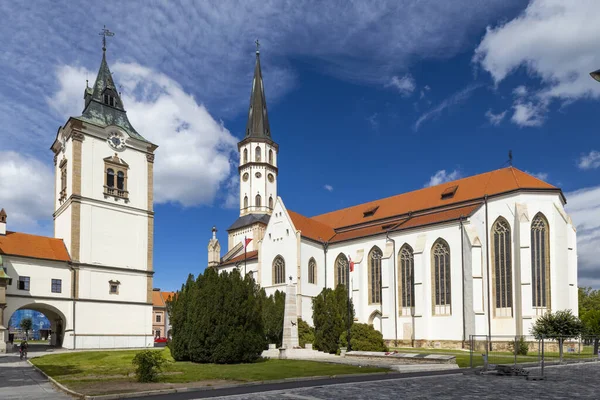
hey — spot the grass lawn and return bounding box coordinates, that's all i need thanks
[31,348,388,395]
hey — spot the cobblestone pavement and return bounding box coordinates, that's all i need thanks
[0,353,72,400]
[205,363,600,400]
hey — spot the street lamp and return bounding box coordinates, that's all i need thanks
[590,69,600,82]
[346,255,352,352]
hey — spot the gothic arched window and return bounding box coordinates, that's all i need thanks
[273,255,285,285]
[308,257,316,284]
[269,149,273,164]
[243,148,248,164]
[255,146,261,162]
[368,246,383,305]
[492,217,513,316]
[531,213,550,312]
[431,239,451,315]
[334,253,348,288]
[268,196,273,209]
[106,168,115,188]
[255,194,262,207]
[398,244,414,313]
[117,171,125,190]
[243,196,248,209]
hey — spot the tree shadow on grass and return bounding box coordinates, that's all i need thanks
[36,364,83,378]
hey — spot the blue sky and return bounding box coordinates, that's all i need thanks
[0,1,598,291]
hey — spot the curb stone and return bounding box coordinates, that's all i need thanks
[28,357,85,399]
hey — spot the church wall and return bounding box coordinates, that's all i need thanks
[299,240,326,324]
[468,192,576,338]
[80,128,149,211]
[54,205,72,254]
[260,203,298,295]
[78,201,148,270]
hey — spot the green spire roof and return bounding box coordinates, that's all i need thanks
[75,50,151,143]
[243,49,273,143]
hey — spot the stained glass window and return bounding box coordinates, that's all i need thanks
[335,253,348,288]
[308,258,316,284]
[369,247,382,304]
[492,218,513,316]
[398,245,414,311]
[273,256,285,284]
[531,213,550,309]
[432,239,451,314]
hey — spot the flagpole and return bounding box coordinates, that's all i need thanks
[244,236,247,276]
[347,255,352,352]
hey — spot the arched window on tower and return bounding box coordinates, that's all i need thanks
[269,149,273,164]
[334,253,348,288]
[308,257,317,284]
[243,148,248,164]
[492,217,513,317]
[255,194,261,207]
[255,146,261,162]
[531,213,550,314]
[398,244,414,314]
[273,255,285,285]
[431,239,451,315]
[244,196,248,209]
[106,168,115,188]
[268,196,273,209]
[368,247,383,304]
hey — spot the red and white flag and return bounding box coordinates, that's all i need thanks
[349,256,354,272]
[244,237,253,248]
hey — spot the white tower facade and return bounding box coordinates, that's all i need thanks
[51,45,158,348]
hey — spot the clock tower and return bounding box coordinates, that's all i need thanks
[51,41,157,347]
[226,44,278,252]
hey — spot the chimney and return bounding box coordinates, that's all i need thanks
[0,209,6,235]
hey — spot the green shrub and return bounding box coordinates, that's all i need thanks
[132,350,166,382]
[339,323,388,352]
[298,318,315,348]
[507,337,529,356]
[261,290,285,347]
[313,285,354,354]
[170,269,266,364]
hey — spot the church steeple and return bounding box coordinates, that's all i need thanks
[75,40,150,143]
[244,40,272,142]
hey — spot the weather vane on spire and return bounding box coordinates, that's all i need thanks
[99,25,115,52]
[255,39,260,54]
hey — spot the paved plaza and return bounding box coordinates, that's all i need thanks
[0,352,71,400]
[192,363,600,400]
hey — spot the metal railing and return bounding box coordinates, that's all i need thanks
[469,335,600,379]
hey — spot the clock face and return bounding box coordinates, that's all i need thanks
[255,172,262,178]
[268,173,274,183]
[242,173,249,182]
[107,132,125,150]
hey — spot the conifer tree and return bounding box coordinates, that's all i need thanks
[312,285,354,353]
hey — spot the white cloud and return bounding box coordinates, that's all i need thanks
[367,113,379,131]
[324,184,334,192]
[485,109,507,126]
[0,151,54,233]
[511,101,546,127]
[425,169,461,187]
[475,1,600,124]
[577,150,600,170]
[414,85,481,130]
[525,171,549,181]
[513,85,527,97]
[420,85,431,99]
[566,185,600,288]
[386,74,415,96]
[48,63,238,207]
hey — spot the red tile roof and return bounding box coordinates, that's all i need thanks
[0,231,70,262]
[220,250,258,266]
[287,167,560,244]
[311,167,557,229]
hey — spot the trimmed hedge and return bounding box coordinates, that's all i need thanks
[339,323,388,352]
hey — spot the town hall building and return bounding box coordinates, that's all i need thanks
[210,47,579,348]
[0,41,156,351]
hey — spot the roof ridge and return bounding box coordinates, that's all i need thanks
[509,166,520,188]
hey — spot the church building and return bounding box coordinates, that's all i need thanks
[0,40,156,351]
[210,47,579,348]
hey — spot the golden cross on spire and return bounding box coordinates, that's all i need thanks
[255,39,260,54]
[99,25,115,52]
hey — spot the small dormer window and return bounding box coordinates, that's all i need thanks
[103,94,116,107]
[441,185,458,200]
[363,205,379,218]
